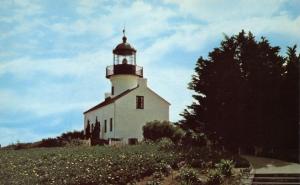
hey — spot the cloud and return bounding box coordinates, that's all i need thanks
[164,0,288,21]
[49,1,175,40]
[0,88,94,117]
[0,49,114,118]
[0,48,112,78]
[76,0,104,16]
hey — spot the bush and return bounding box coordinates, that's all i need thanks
[146,171,163,185]
[154,160,172,176]
[215,159,234,177]
[172,128,185,143]
[65,138,90,147]
[190,158,205,168]
[157,138,175,150]
[38,138,64,147]
[178,166,203,185]
[233,155,250,168]
[14,142,34,150]
[206,170,223,185]
[143,120,184,143]
[59,130,85,141]
[91,122,100,141]
[181,130,207,147]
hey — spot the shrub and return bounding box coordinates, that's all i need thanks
[14,142,33,150]
[65,138,90,147]
[157,138,175,150]
[85,123,91,139]
[143,120,184,143]
[215,159,234,177]
[154,160,172,176]
[146,171,163,185]
[143,120,174,141]
[178,166,203,185]
[206,170,223,185]
[172,128,185,143]
[91,122,100,141]
[233,155,250,168]
[181,130,207,147]
[38,138,64,147]
[190,158,205,168]
[59,130,85,141]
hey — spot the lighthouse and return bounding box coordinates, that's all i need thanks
[83,30,170,144]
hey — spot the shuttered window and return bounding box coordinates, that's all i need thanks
[110,118,113,132]
[136,96,144,109]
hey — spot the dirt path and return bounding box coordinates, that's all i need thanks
[242,155,300,174]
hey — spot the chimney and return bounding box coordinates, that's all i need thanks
[105,92,111,99]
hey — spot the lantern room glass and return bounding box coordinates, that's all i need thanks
[113,53,136,65]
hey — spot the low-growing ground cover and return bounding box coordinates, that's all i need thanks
[0,140,250,185]
[0,144,180,185]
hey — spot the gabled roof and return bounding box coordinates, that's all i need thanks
[83,86,138,114]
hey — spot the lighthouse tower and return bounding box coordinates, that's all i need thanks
[106,29,143,97]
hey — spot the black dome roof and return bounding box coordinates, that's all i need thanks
[113,36,136,56]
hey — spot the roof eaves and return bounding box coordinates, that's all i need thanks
[83,86,139,114]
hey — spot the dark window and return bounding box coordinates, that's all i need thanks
[136,96,144,109]
[104,120,107,133]
[110,118,113,132]
[112,86,114,95]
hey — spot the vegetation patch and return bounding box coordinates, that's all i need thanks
[0,144,180,185]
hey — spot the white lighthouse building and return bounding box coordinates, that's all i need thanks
[83,31,170,144]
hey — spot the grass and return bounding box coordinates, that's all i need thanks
[0,144,180,185]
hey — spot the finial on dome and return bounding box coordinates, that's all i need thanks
[122,26,127,43]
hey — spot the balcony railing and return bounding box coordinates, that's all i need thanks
[106,64,143,78]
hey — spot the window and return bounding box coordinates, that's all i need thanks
[104,120,107,133]
[112,86,114,95]
[136,96,144,109]
[110,118,113,132]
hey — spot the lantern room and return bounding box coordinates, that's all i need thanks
[106,30,143,78]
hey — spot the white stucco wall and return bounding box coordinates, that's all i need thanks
[109,75,139,96]
[114,85,170,142]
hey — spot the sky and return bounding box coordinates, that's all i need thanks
[0,0,300,146]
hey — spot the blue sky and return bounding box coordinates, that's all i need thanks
[0,0,299,146]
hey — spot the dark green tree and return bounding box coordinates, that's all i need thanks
[236,32,283,149]
[279,45,299,151]
[91,118,101,141]
[181,31,286,151]
[85,121,91,139]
